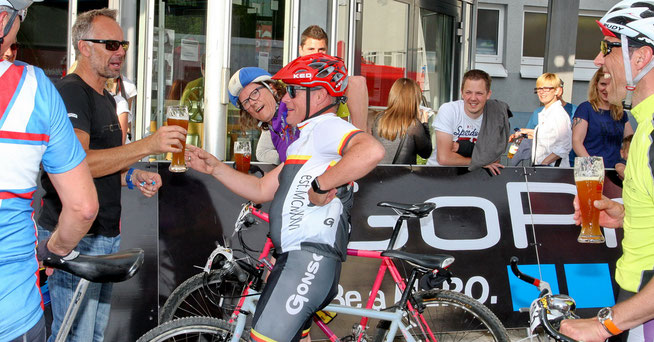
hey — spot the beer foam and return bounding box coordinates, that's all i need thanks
[574,176,603,182]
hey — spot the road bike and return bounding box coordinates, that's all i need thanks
[510,256,578,342]
[138,200,510,341]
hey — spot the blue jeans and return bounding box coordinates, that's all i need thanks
[37,229,120,342]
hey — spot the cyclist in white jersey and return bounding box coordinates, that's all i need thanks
[185,53,384,341]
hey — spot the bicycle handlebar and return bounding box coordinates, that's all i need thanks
[510,256,578,342]
[538,306,577,342]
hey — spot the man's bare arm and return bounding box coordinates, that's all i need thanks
[435,131,471,166]
[185,144,281,203]
[346,76,370,131]
[313,132,384,190]
[46,161,99,255]
[76,126,187,178]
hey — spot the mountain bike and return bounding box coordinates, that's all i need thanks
[40,247,144,342]
[138,201,510,341]
[510,256,578,342]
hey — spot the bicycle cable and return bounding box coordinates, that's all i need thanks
[522,166,544,281]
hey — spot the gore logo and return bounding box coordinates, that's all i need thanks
[293,73,312,79]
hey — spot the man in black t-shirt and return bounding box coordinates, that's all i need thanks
[37,8,186,342]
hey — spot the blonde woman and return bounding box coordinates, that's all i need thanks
[514,73,572,166]
[371,78,432,164]
[572,68,633,169]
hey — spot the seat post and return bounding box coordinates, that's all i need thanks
[55,278,90,342]
[399,268,421,310]
[386,215,409,250]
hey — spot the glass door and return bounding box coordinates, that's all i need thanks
[417,8,454,110]
[355,0,458,109]
[228,0,287,161]
[359,0,409,107]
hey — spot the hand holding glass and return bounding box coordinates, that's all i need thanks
[574,156,605,243]
[167,106,189,173]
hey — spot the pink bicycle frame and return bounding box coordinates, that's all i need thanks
[230,205,437,341]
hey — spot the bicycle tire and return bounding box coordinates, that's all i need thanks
[137,316,247,342]
[159,269,247,323]
[375,289,510,342]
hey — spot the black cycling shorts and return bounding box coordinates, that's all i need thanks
[250,250,341,342]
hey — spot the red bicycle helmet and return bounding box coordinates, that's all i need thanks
[273,53,348,97]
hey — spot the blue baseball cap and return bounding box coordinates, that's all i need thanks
[228,67,272,107]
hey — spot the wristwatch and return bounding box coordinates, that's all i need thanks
[311,177,329,194]
[597,307,623,335]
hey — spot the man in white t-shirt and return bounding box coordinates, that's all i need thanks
[426,69,505,175]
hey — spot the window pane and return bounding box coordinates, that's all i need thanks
[419,9,453,110]
[477,9,499,55]
[228,0,286,161]
[17,1,108,82]
[361,0,408,106]
[523,12,547,57]
[576,16,603,60]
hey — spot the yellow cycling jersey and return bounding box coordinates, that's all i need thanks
[616,94,654,293]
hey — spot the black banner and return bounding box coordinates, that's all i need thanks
[106,164,624,339]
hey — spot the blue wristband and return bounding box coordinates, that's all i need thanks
[126,168,135,189]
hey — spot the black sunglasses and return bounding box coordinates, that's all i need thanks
[600,40,621,57]
[286,85,309,99]
[82,39,129,52]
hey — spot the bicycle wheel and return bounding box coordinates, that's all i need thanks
[159,269,246,323]
[376,289,510,342]
[137,316,247,342]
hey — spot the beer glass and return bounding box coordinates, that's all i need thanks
[234,139,251,174]
[574,156,605,243]
[167,106,189,173]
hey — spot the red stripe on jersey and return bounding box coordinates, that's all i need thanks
[0,64,25,122]
[0,130,50,142]
[285,158,309,165]
[0,190,35,200]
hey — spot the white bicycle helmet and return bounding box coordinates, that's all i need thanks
[598,0,654,109]
[0,0,37,10]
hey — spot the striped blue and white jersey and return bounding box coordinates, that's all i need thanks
[0,60,85,340]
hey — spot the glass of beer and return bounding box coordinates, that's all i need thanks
[234,139,251,173]
[574,156,605,243]
[167,106,189,173]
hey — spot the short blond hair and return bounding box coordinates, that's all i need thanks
[536,73,563,88]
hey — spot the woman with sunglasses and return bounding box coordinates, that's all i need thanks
[572,68,633,173]
[228,67,297,164]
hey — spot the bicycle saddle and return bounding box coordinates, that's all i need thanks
[377,201,436,218]
[43,248,144,283]
[380,250,454,270]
